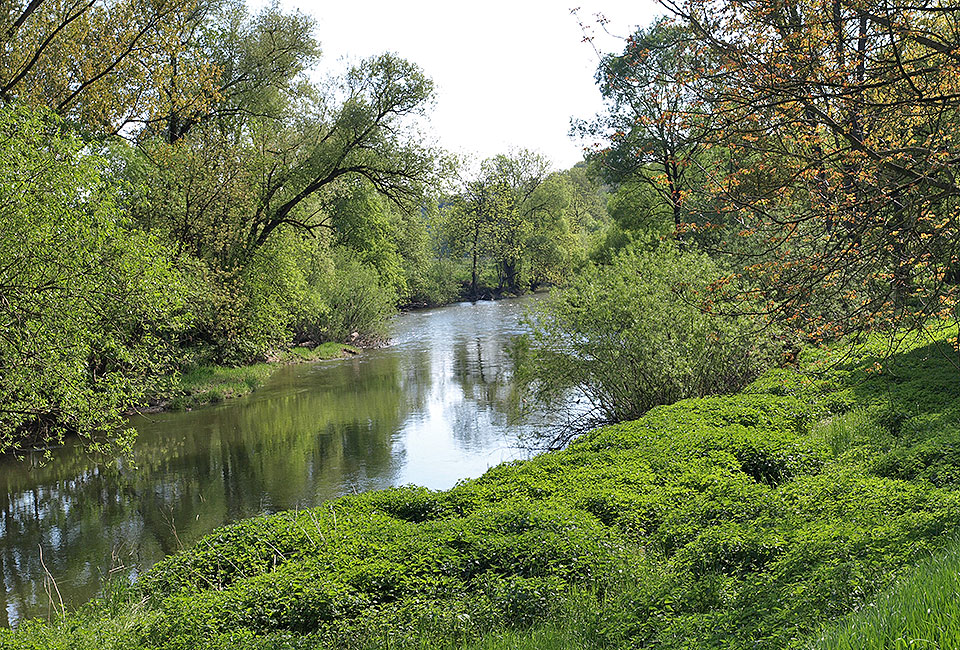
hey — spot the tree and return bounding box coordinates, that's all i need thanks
[447,150,555,295]
[149,0,320,143]
[653,0,960,342]
[446,166,504,297]
[0,106,183,455]
[0,0,220,134]
[233,53,435,260]
[484,151,554,291]
[129,50,435,265]
[578,19,709,236]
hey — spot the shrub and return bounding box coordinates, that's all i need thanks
[512,241,776,447]
[310,247,397,343]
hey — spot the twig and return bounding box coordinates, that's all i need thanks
[38,544,64,619]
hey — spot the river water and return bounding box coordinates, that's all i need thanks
[0,296,545,627]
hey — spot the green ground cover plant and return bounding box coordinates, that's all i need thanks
[157,343,359,411]
[3,326,959,649]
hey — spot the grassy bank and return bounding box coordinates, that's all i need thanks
[4,326,960,649]
[812,534,960,650]
[157,343,359,411]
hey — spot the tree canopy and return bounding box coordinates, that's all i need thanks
[587,0,960,344]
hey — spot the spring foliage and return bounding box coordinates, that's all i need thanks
[584,1,960,344]
[512,241,774,446]
[0,107,183,455]
[0,0,613,452]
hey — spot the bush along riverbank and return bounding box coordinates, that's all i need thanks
[147,343,360,412]
[5,325,960,649]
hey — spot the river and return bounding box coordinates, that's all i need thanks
[0,296,547,627]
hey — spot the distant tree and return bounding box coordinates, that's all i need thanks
[446,167,504,297]
[560,164,611,242]
[447,150,555,295]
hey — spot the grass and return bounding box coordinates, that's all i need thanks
[812,536,960,650]
[166,363,275,410]
[162,343,359,410]
[4,326,960,649]
[280,342,360,363]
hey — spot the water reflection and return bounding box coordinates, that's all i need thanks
[0,296,540,626]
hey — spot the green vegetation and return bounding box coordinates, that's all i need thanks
[3,0,960,646]
[812,536,960,650]
[156,344,359,411]
[443,152,607,298]
[0,106,184,456]
[3,325,959,649]
[512,240,776,447]
[0,0,610,455]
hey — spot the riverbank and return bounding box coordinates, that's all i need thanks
[4,324,960,649]
[150,342,360,412]
[166,291,545,413]
[164,292,537,412]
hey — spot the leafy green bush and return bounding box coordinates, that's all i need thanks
[0,105,186,455]
[308,247,397,343]
[404,257,463,307]
[513,241,775,447]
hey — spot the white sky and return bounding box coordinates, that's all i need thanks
[270,1,662,170]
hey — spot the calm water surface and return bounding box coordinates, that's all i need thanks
[0,296,545,627]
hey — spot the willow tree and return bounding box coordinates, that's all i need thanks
[240,53,435,257]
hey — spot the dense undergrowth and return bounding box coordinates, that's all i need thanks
[3,325,960,649]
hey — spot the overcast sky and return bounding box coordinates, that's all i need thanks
[267,1,662,170]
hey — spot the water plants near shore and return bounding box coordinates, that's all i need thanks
[155,343,360,411]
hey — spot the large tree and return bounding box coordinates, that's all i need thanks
[148,0,319,144]
[652,0,960,342]
[0,0,220,134]
[241,53,435,257]
[130,50,435,265]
